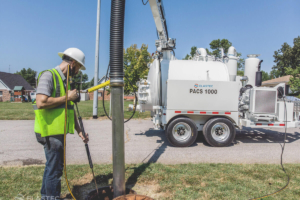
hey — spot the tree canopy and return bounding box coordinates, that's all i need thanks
[272,36,300,77]
[283,36,300,93]
[183,46,197,60]
[123,44,152,95]
[15,68,37,87]
[261,70,270,81]
[206,39,232,57]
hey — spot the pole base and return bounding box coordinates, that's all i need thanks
[93,115,98,119]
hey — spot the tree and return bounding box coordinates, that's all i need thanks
[15,68,37,87]
[269,68,281,79]
[124,44,152,95]
[183,46,197,60]
[184,39,245,74]
[261,70,270,81]
[208,39,245,72]
[207,39,232,57]
[273,36,300,93]
[272,36,300,77]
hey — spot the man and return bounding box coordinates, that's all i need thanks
[34,48,89,199]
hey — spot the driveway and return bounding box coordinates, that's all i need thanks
[0,120,299,166]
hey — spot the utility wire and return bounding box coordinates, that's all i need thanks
[102,62,138,123]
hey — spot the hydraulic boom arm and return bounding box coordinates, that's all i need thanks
[149,0,175,51]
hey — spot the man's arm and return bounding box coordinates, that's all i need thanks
[36,90,78,109]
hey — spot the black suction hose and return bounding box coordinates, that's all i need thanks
[109,0,125,85]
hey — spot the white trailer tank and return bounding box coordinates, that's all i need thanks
[138,52,233,112]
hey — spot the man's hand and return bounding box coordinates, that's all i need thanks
[78,132,89,144]
[68,89,78,101]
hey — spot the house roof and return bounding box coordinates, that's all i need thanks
[14,86,25,91]
[0,72,35,90]
[262,75,291,86]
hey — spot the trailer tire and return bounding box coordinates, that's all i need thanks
[203,118,236,147]
[166,117,198,147]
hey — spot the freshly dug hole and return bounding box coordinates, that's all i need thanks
[85,186,135,200]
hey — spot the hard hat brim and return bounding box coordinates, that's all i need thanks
[58,52,86,70]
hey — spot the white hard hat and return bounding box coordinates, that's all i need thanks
[58,48,86,70]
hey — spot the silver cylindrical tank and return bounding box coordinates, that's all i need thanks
[226,46,238,81]
[244,54,260,87]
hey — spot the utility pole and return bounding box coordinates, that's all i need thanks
[110,0,126,197]
[93,0,101,119]
[9,65,10,73]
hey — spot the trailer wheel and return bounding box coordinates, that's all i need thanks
[203,118,236,147]
[166,117,198,147]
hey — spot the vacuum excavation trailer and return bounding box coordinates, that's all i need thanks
[135,0,300,147]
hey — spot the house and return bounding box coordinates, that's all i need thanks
[262,75,292,94]
[0,72,35,102]
[13,86,25,102]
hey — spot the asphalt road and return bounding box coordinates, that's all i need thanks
[0,120,299,166]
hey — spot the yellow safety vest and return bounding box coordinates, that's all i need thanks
[33,69,74,137]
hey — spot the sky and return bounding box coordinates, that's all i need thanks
[0,0,299,82]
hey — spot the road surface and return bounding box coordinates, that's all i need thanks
[0,120,299,166]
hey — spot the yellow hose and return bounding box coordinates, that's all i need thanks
[63,65,76,199]
[87,80,110,93]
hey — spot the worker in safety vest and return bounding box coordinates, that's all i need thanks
[33,48,89,199]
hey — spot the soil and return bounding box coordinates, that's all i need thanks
[86,186,135,200]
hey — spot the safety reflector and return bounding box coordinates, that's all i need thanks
[225,112,231,115]
[163,113,166,115]
[268,124,274,126]
[256,123,262,125]
[279,124,285,126]
[200,112,206,114]
[187,111,194,113]
[175,111,181,113]
[212,112,219,114]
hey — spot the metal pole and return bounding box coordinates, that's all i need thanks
[110,0,126,197]
[93,0,101,119]
[112,87,125,197]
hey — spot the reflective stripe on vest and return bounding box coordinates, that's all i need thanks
[33,69,75,137]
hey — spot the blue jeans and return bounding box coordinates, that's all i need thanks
[36,133,64,200]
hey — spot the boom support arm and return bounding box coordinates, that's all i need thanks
[149,0,176,52]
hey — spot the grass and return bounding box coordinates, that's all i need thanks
[0,100,150,120]
[1,163,300,200]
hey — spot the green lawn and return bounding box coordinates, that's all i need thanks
[0,100,150,120]
[0,163,299,200]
